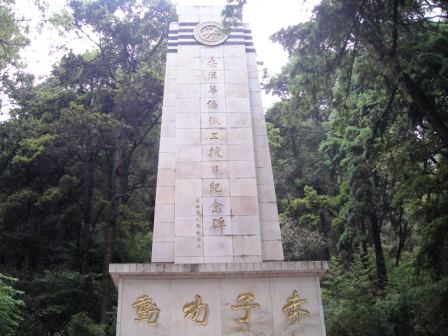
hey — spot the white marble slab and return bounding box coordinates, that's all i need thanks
[112,265,328,336]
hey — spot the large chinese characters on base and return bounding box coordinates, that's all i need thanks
[132,290,307,326]
[112,265,327,336]
[110,5,327,336]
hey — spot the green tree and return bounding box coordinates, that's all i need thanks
[0,273,24,336]
[0,0,175,333]
[253,0,448,334]
[67,313,106,336]
[266,0,448,289]
[0,0,29,70]
[52,0,176,319]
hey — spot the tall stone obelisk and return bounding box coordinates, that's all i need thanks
[110,6,327,336]
[151,6,283,264]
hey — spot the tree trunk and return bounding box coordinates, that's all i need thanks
[395,207,405,266]
[100,214,117,322]
[99,147,131,322]
[80,158,94,274]
[318,211,330,260]
[369,211,387,290]
[100,152,119,322]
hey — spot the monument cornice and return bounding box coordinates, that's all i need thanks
[110,261,328,285]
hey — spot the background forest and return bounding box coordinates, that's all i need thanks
[0,0,447,335]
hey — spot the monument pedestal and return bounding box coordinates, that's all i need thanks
[110,261,328,336]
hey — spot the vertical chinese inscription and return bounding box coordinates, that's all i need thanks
[207,71,217,80]
[208,115,221,127]
[208,146,222,159]
[210,216,226,233]
[210,199,223,214]
[206,58,219,112]
[195,198,202,248]
[208,84,218,95]
[209,181,222,193]
[207,99,218,110]
[207,57,217,67]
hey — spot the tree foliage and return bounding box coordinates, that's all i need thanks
[0,0,175,334]
[67,312,106,336]
[261,0,448,334]
[0,273,24,336]
[0,0,29,70]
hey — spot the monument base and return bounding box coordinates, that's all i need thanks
[110,261,328,336]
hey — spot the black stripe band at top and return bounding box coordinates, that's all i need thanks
[168,28,252,34]
[168,41,254,46]
[177,34,250,39]
[177,22,244,26]
[178,22,198,26]
[167,49,256,54]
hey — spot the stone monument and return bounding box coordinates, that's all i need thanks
[110,5,328,335]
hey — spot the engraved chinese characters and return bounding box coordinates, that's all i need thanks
[203,55,229,240]
[132,290,309,327]
[210,199,223,213]
[193,22,229,46]
[231,293,260,323]
[195,198,202,248]
[210,216,226,233]
[208,115,220,127]
[282,290,310,323]
[132,295,160,325]
[183,294,209,325]
[207,146,222,158]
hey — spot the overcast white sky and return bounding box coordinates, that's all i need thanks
[3,0,319,120]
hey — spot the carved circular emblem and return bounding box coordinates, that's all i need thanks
[194,22,228,46]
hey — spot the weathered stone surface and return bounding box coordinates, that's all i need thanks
[231,216,260,235]
[151,242,174,262]
[176,114,201,129]
[228,113,252,128]
[229,161,256,178]
[153,221,175,242]
[177,98,201,113]
[176,162,202,179]
[230,197,259,216]
[261,241,284,261]
[175,236,203,257]
[154,204,175,222]
[204,236,233,256]
[230,179,258,197]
